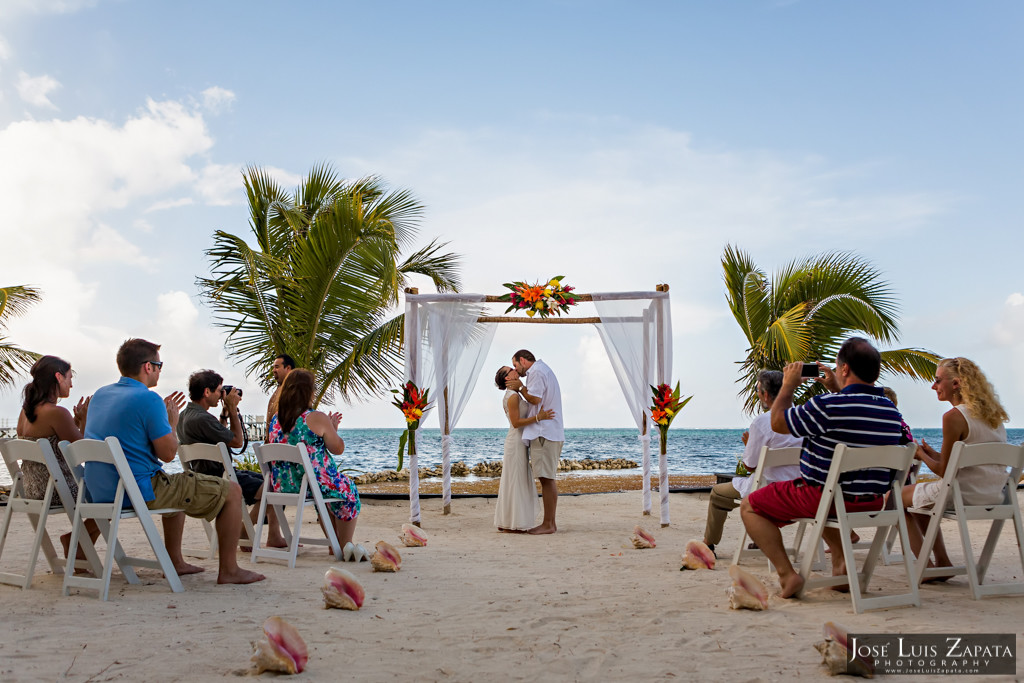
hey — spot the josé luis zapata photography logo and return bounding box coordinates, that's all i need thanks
[848,633,1015,676]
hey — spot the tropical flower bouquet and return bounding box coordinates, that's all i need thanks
[499,276,577,318]
[391,381,432,471]
[649,382,693,456]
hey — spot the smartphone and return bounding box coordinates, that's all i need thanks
[801,362,820,378]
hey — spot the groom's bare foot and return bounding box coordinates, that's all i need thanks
[528,523,557,535]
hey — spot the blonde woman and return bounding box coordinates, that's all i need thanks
[901,357,1010,576]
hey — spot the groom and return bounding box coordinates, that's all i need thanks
[507,349,563,535]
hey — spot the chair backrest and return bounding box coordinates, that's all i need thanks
[0,438,51,470]
[948,441,1024,472]
[61,438,118,469]
[254,442,309,468]
[749,446,802,491]
[60,437,140,512]
[179,442,233,469]
[832,443,917,476]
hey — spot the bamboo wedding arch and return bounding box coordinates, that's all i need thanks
[402,284,675,527]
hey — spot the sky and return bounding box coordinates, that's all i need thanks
[0,1,1022,433]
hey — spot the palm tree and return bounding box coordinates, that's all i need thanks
[0,285,42,390]
[197,164,461,406]
[722,244,939,414]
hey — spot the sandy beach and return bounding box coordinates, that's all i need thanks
[1,487,1022,682]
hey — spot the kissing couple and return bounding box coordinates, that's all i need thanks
[492,349,564,535]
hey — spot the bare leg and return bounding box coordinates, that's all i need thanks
[61,519,101,560]
[822,528,850,592]
[529,478,558,535]
[250,490,287,548]
[215,483,265,584]
[740,498,803,598]
[333,518,357,549]
[161,512,205,575]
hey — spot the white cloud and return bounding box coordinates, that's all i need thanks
[197,163,242,205]
[145,197,194,212]
[0,0,99,20]
[1007,292,1024,307]
[200,86,236,114]
[78,223,156,269]
[992,294,1024,347]
[15,71,61,109]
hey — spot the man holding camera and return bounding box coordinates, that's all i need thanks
[178,370,286,548]
[739,337,904,598]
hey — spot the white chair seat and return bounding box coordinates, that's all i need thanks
[60,437,185,600]
[794,443,920,613]
[250,442,341,567]
[908,441,1024,599]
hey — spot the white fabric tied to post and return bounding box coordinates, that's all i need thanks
[638,433,652,515]
[591,292,672,519]
[441,433,454,511]
[407,427,421,524]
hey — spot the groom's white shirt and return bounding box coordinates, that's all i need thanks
[521,359,564,443]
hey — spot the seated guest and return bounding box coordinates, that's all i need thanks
[83,338,264,584]
[266,369,360,548]
[740,337,905,598]
[177,369,286,548]
[16,355,101,559]
[701,370,802,555]
[901,357,1009,576]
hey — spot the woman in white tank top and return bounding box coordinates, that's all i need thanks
[901,357,1010,576]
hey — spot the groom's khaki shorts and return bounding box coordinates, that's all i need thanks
[529,437,563,480]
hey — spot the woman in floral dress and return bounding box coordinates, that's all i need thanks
[266,369,360,547]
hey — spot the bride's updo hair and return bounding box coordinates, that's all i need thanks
[494,366,511,390]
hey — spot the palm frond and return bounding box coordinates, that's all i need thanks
[0,285,43,328]
[879,348,942,383]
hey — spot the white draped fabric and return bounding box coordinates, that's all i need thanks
[403,299,428,524]
[405,294,495,519]
[591,292,673,524]
[424,297,496,511]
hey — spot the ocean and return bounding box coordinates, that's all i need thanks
[5,427,1023,486]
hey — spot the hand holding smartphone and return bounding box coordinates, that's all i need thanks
[801,362,820,378]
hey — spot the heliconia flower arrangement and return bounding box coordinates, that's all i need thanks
[649,382,693,455]
[391,381,432,471]
[499,276,577,318]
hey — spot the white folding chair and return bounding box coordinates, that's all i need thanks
[794,443,920,613]
[250,442,341,567]
[731,446,825,571]
[177,443,256,559]
[0,438,103,588]
[910,441,1024,599]
[60,437,185,600]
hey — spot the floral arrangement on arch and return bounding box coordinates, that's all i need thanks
[649,382,693,455]
[391,381,432,471]
[499,276,576,318]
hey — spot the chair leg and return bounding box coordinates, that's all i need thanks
[975,518,1006,586]
[954,512,983,600]
[250,489,268,563]
[914,511,942,585]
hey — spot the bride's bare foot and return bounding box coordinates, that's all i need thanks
[527,523,556,535]
[217,568,266,584]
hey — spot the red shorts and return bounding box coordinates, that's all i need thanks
[746,479,884,527]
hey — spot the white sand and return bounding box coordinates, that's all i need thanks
[1,490,1022,681]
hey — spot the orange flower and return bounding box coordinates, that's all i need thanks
[651,409,666,423]
[521,286,544,303]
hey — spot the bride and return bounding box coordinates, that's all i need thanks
[493,365,555,532]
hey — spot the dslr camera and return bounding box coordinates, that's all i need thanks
[222,385,243,399]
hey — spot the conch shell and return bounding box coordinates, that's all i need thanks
[814,621,875,678]
[370,540,402,572]
[629,526,656,549]
[680,539,716,570]
[727,565,769,610]
[321,567,365,610]
[399,523,428,547]
[251,616,308,675]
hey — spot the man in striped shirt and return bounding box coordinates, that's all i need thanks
[740,337,904,598]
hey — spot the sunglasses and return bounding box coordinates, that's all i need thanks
[147,360,164,369]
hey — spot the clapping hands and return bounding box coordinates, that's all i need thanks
[164,391,186,426]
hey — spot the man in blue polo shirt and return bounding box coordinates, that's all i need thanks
[740,337,903,598]
[84,338,264,585]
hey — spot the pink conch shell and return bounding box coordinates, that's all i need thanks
[814,621,875,678]
[727,565,769,610]
[680,539,716,570]
[252,616,308,674]
[630,526,656,549]
[322,567,365,610]
[399,523,428,547]
[371,540,402,572]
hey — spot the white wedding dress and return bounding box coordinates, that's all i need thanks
[493,389,540,530]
